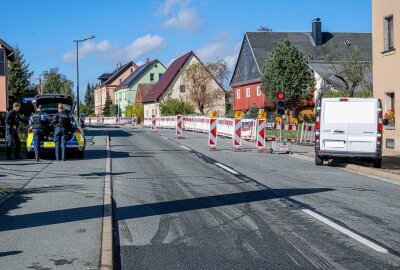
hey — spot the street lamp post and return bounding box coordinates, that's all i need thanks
[73,34,95,116]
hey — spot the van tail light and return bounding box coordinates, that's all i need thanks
[377,109,383,133]
[378,123,383,133]
[340,98,349,102]
[377,136,381,146]
[315,112,320,131]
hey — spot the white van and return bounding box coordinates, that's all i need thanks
[315,98,383,168]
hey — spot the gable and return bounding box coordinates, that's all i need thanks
[230,35,261,87]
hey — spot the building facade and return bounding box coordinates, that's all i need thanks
[230,20,372,116]
[114,60,166,116]
[0,39,14,111]
[94,62,138,115]
[372,0,400,153]
[142,51,226,117]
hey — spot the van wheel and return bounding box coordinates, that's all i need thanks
[373,158,382,168]
[315,155,324,166]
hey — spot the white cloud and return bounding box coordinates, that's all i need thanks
[62,35,164,63]
[196,39,241,69]
[120,34,164,59]
[62,40,113,62]
[157,0,188,15]
[163,8,202,32]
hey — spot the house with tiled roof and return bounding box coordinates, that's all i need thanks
[142,51,226,117]
[135,83,155,105]
[94,61,138,115]
[114,59,166,116]
[230,19,372,116]
[0,39,15,111]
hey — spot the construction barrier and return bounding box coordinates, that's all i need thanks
[233,118,242,149]
[208,118,217,149]
[256,119,266,150]
[151,115,156,132]
[300,123,315,144]
[131,115,137,127]
[176,115,182,137]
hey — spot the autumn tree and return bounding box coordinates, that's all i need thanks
[324,45,371,97]
[41,68,75,98]
[257,26,272,32]
[261,40,315,111]
[125,103,144,123]
[182,61,225,115]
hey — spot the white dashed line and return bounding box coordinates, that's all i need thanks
[161,136,169,140]
[180,145,191,151]
[302,209,388,253]
[215,163,239,175]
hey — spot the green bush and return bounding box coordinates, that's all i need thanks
[159,98,194,116]
[125,103,144,123]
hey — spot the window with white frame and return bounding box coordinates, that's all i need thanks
[384,15,394,51]
[257,86,261,96]
[246,88,250,97]
[237,89,240,99]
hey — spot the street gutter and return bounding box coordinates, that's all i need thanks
[100,130,114,270]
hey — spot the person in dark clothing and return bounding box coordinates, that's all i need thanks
[5,103,22,160]
[53,103,71,161]
[29,105,50,161]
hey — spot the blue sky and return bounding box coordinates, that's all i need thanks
[2,0,372,97]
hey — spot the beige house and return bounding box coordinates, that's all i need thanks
[0,39,14,111]
[372,0,400,153]
[94,61,138,115]
[142,51,226,117]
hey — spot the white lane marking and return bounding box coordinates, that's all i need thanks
[302,209,388,253]
[161,136,169,140]
[180,145,191,151]
[215,163,239,175]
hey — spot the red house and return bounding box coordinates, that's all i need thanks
[230,20,372,116]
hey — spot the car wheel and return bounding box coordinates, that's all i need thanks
[26,151,35,159]
[77,151,84,158]
[373,158,382,168]
[315,155,324,166]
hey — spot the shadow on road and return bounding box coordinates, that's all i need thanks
[0,251,23,257]
[0,187,333,232]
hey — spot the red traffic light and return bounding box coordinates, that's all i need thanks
[277,92,285,99]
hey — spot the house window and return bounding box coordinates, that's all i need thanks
[237,89,240,99]
[180,85,186,93]
[384,16,394,51]
[257,86,261,96]
[130,68,133,73]
[385,92,395,111]
[246,88,250,97]
[159,73,163,79]
[150,73,155,81]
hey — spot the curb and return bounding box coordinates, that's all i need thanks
[100,131,114,270]
[290,153,400,183]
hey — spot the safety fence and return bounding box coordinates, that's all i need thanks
[143,115,314,145]
[85,116,137,126]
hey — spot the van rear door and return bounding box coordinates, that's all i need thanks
[320,99,349,152]
[346,100,377,153]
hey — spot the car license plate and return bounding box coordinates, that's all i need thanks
[325,141,345,148]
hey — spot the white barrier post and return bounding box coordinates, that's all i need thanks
[176,115,183,138]
[233,118,243,151]
[151,114,156,132]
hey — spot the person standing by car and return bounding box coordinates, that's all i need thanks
[53,103,71,161]
[29,105,50,162]
[5,102,22,160]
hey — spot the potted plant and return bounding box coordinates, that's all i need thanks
[383,109,395,127]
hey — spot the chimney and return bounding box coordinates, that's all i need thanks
[312,18,322,46]
[146,58,150,64]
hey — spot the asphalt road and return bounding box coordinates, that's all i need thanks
[111,126,400,270]
[0,127,107,270]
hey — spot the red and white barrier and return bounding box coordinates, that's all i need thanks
[300,123,315,144]
[176,115,182,137]
[131,115,137,127]
[233,118,242,149]
[151,115,156,132]
[256,119,266,150]
[208,118,218,149]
